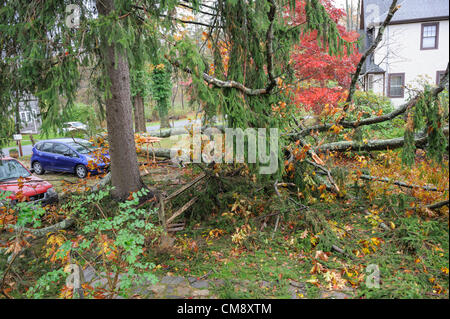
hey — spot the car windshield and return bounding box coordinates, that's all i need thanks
[72,122,84,127]
[67,141,95,154]
[0,160,31,182]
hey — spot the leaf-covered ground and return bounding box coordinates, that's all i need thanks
[0,151,448,299]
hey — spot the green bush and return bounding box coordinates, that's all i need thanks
[348,91,404,139]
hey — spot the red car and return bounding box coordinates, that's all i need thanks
[0,157,58,205]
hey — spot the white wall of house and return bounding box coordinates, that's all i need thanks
[372,19,449,106]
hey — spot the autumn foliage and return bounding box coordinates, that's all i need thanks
[289,0,361,113]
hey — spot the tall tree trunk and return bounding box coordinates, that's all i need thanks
[133,93,146,132]
[96,0,144,200]
[14,91,21,134]
[181,86,184,110]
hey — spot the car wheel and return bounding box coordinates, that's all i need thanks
[32,161,45,175]
[75,165,88,179]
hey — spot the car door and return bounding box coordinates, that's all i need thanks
[52,143,77,172]
[38,142,55,171]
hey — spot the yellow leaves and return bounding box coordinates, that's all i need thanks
[286,162,295,173]
[310,234,319,246]
[323,270,347,290]
[358,237,384,255]
[59,285,73,299]
[208,63,215,76]
[231,224,251,246]
[46,232,66,246]
[441,267,449,275]
[330,124,343,134]
[370,237,381,247]
[97,234,118,261]
[205,228,225,240]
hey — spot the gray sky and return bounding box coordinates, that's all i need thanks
[333,0,351,10]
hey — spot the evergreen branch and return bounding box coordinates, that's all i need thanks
[167,0,278,96]
[177,3,218,17]
[169,59,269,95]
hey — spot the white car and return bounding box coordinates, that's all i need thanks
[61,122,88,133]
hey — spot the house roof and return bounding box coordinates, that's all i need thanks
[361,0,449,29]
[362,61,385,74]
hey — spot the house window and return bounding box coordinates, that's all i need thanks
[436,71,446,85]
[421,22,439,50]
[367,74,374,91]
[388,73,405,98]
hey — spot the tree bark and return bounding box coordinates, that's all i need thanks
[316,126,449,153]
[160,112,171,129]
[96,0,144,200]
[133,93,146,132]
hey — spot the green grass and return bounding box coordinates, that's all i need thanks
[141,187,449,299]
[2,132,66,148]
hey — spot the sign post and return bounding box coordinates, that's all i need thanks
[13,134,23,157]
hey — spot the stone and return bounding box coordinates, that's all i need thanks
[166,285,175,294]
[320,290,353,299]
[160,276,187,285]
[82,266,96,283]
[176,286,192,297]
[191,280,209,289]
[193,289,210,297]
[150,283,166,295]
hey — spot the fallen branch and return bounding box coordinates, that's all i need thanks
[164,173,206,202]
[91,172,112,192]
[272,180,282,239]
[15,218,75,238]
[426,200,449,210]
[166,196,199,225]
[359,174,446,192]
[316,126,449,153]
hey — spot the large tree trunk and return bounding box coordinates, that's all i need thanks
[96,0,144,200]
[133,93,146,133]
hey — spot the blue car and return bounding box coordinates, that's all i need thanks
[31,138,110,178]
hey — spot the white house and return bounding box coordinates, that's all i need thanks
[359,0,449,106]
[17,97,42,134]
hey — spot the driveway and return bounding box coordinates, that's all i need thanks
[146,119,201,132]
[1,144,34,157]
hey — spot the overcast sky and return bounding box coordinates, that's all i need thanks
[333,0,352,10]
